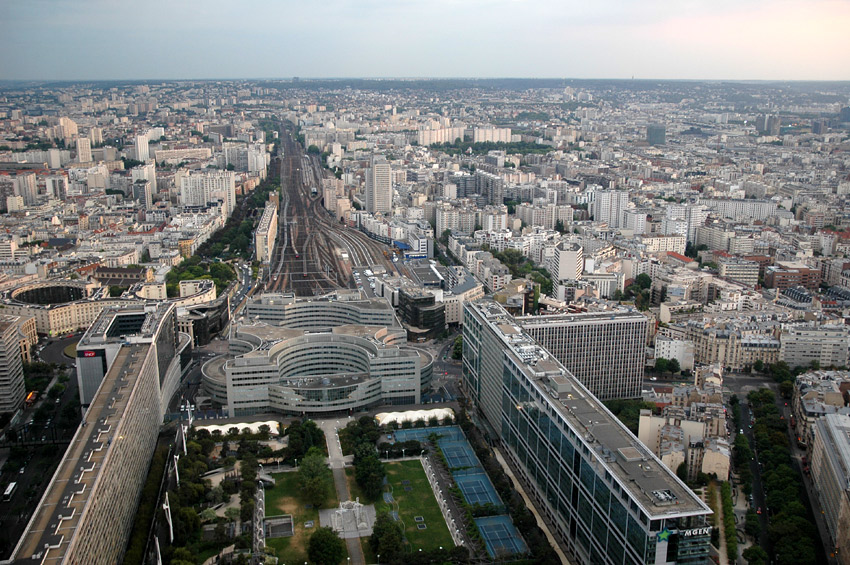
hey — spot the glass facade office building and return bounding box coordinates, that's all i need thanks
[463,301,712,565]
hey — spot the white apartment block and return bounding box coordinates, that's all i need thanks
[590,189,628,229]
[640,235,686,255]
[547,242,583,281]
[472,126,511,143]
[255,202,278,263]
[179,170,236,216]
[655,336,696,371]
[780,325,850,369]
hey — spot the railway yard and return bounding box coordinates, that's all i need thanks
[265,124,403,296]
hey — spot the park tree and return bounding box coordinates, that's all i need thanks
[225,506,240,525]
[354,444,385,500]
[308,527,347,565]
[654,358,669,374]
[298,447,332,507]
[370,513,404,562]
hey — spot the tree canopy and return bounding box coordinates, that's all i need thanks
[308,527,347,565]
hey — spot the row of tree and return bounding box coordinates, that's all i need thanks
[653,357,682,376]
[746,388,822,565]
[192,171,281,261]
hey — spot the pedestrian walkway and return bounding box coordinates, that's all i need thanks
[318,418,365,565]
[421,454,468,548]
[712,486,730,565]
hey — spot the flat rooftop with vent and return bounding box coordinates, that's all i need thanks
[10,342,159,564]
[469,301,709,519]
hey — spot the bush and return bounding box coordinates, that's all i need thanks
[721,482,738,562]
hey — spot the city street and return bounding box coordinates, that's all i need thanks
[723,371,835,564]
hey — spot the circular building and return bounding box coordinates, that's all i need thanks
[1,280,131,336]
[202,322,433,417]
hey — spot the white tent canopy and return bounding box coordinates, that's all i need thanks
[195,420,281,436]
[374,408,455,427]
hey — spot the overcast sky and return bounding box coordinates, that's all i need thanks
[1,0,849,81]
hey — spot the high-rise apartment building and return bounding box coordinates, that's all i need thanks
[14,172,38,206]
[133,179,153,210]
[366,157,392,214]
[547,241,584,281]
[475,170,505,206]
[780,325,850,369]
[717,257,759,287]
[76,136,92,163]
[591,190,629,229]
[462,301,712,565]
[0,315,27,414]
[518,310,649,399]
[89,126,103,146]
[135,133,150,162]
[180,170,236,216]
[131,163,157,194]
[663,204,709,243]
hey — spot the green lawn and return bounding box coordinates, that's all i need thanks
[375,460,454,552]
[264,471,342,564]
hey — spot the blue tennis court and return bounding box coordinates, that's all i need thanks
[455,472,501,506]
[475,515,528,558]
[393,425,465,443]
[441,442,478,469]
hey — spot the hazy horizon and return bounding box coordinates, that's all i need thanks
[2,0,849,82]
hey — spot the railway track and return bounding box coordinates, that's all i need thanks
[264,122,402,295]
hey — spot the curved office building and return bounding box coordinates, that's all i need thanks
[243,290,399,331]
[202,322,433,416]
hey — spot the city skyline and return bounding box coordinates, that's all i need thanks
[1,0,849,81]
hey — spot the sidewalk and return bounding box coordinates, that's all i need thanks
[493,447,571,565]
[712,486,730,565]
[420,454,469,548]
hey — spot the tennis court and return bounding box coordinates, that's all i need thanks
[455,472,501,506]
[441,442,478,469]
[475,515,528,558]
[393,426,465,443]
